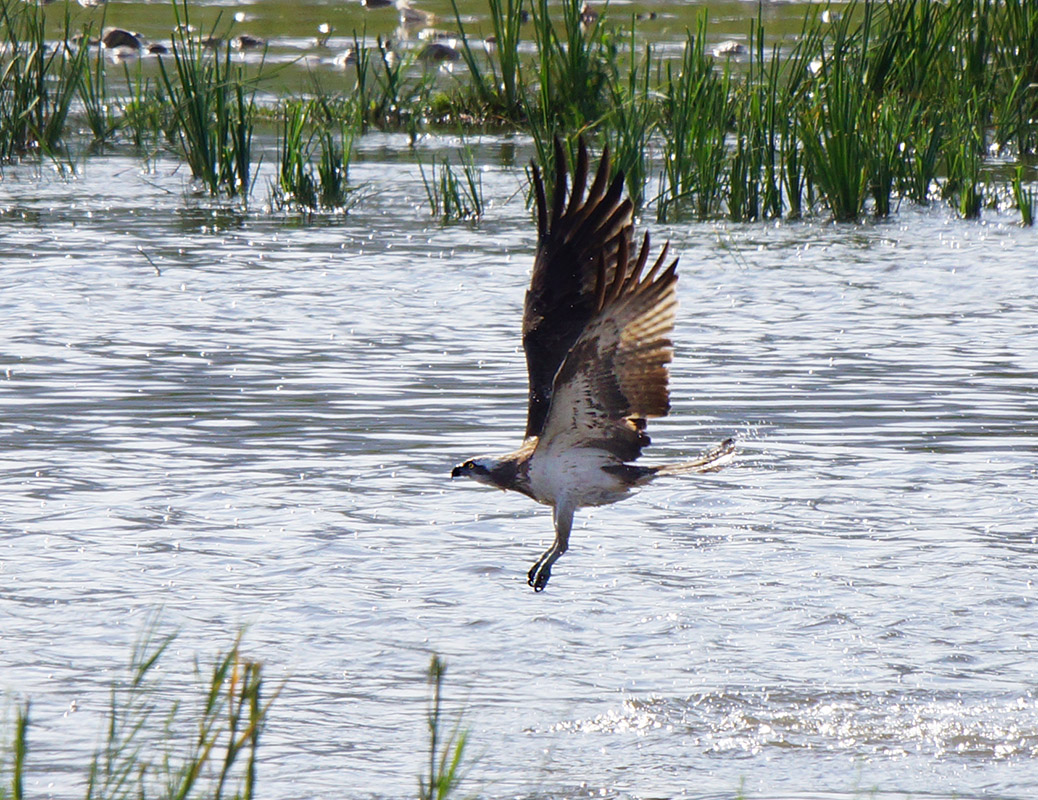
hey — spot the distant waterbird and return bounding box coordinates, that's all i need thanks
[451,139,735,591]
[231,34,265,52]
[418,40,460,63]
[579,1,599,32]
[332,47,357,68]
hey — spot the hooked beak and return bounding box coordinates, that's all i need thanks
[450,464,464,478]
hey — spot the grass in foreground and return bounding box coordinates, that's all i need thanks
[2,626,275,800]
[1,631,470,800]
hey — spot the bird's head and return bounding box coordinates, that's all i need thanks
[450,457,499,486]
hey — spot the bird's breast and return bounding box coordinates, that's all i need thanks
[528,446,631,509]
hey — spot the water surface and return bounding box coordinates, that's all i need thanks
[1,132,1037,799]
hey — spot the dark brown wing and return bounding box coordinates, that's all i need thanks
[522,137,634,439]
[535,237,678,462]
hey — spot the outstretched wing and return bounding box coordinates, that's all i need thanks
[535,235,679,462]
[522,138,633,440]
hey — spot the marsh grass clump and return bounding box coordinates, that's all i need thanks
[155,3,258,198]
[0,0,88,162]
[419,146,484,222]
[603,18,655,209]
[657,17,731,222]
[270,98,357,214]
[351,35,434,133]
[78,36,122,146]
[448,0,525,121]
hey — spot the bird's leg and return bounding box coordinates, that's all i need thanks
[528,501,574,592]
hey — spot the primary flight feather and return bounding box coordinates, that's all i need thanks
[452,138,734,591]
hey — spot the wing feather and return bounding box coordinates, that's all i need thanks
[522,138,634,439]
[537,238,680,463]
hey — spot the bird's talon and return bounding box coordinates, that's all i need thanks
[528,562,551,591]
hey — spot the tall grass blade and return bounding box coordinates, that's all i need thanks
[418,656,469,800]
[0,702,29,800]
[1012,166,1035,226]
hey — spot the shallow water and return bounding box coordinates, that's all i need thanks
[2,134,1037,799]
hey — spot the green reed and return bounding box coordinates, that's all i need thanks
[2,634,476,800]
[271,99,356,213]
[991,0,1038,154]
[77,34,111,144]
[418,656,469,800]
[5,0,1038,224]
[604,19,656,209]
[800,8,871,221]
[272,100,318,210]
[449,0,525,120]
[776,12,824,219]
[657,17,730,222]
[122,65,170,151]
[941,86,986,219]
[1,624,274,800]
[1011,166,1035,226]
[351,36,433,133]
[420,146,485,222]
[529,0,614,133]
[727,11,784,222]
[156,3,257,197]
[0,0,86,162]
[0,701,28,800]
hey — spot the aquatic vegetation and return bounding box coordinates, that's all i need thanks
[1,626,273,800]
[270,98,357,213]
[448,0,524,120]
[1,642,471,800]
[419,145,484,221]
[657,18,731,222]
[1012,166,1035,227]
[800,9,872,222]
[0,0,87,161]
[604,18,655,210]
[4,0,1038,221]
[726,13,784,222]
[155,2,258,197]
[351,35,434,132]
[0,701,27,800]
[78,34,122,145]
[419,655,469,800]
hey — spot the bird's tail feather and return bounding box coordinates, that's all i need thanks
[649,437,736,479]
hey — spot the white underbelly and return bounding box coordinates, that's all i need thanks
[528,447,631,508]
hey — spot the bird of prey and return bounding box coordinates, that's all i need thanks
[452,139,734,591]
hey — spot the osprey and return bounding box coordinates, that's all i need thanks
[452,139,734,591]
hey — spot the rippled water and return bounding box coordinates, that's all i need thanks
[1,136,1037,800]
